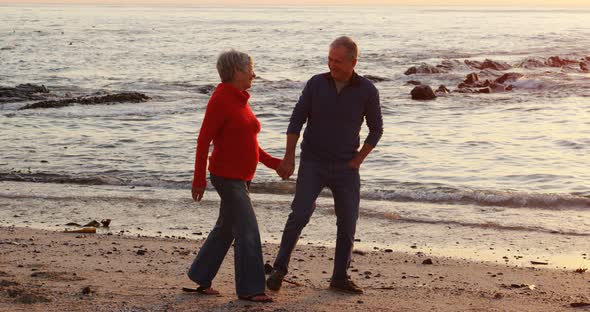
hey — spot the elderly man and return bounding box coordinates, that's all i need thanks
[267,36,383,294]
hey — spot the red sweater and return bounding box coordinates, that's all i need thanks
[192,83,281,188]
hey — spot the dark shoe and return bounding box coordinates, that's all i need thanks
[329,278,364,294]
[181,286,221,296]
[266,270,285,291]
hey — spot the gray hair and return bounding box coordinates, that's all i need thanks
[330,36,358,60]
[216,49,252,83]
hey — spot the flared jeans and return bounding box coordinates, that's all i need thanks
[187,174,265,296]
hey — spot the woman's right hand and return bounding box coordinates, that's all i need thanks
[192,186,205,202]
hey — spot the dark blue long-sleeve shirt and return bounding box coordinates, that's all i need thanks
[287,72,384,162]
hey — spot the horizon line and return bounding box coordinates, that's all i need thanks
[0,1,589,7]
[1,4,589,7]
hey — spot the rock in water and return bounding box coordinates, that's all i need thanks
[0,84,50,103]
[411,85,436,100]
[363,74,390,82]
[464,73,479,84]
[494,73,524,84]
[404,63,443,75]
[546,56,578,67]
[435,85,450,96]
[465,59,511,71]
[197,84,216,95]
[19,92,150,110]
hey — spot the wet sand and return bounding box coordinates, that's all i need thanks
[1,181,588,271]
[1,226,589,312]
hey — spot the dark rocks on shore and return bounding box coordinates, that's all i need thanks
[411,85,436,100]
[0,84,50,103]
[18,92,150,110]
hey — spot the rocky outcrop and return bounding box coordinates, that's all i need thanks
[410,85,436,100]
[455,72,522,94]
[517,57,547,69]
[405,63,444,75]
[464,59,512,71]
[465,73,479,85]
[494,73,524,84]
[546,56,579,67]
[0,84,50,103]
[405,58,513,76]
[518,56,587,70]
[435,85,450,96]
[436,59,467,71]
[19,92,150,110]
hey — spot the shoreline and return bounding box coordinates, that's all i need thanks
[1,181,588,271]
[1,226,588,311]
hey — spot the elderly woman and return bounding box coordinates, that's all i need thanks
[187,50,280,303]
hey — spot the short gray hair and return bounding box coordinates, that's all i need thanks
[330,36,358,60]
[216,49,252,83]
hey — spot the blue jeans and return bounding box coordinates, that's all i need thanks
[273,159,360,281]
[187,174,265,296]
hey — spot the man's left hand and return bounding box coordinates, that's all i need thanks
[347,154,363,169]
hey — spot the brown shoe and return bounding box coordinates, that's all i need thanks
[329,278,364,294]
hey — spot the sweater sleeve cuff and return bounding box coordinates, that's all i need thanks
[267,157,282,170]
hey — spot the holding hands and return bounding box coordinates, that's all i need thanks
[276,155,295,180]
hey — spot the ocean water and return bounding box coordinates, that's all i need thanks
[1,5,589,241]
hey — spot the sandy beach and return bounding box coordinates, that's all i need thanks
[1,225,589,311]
[2,3,590,312]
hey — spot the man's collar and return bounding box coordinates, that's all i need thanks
[322,71,361,87]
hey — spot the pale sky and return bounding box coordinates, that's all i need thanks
[0,0,589,6]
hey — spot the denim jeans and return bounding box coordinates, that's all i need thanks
[273,159,360,281]
[187,174,265,296]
